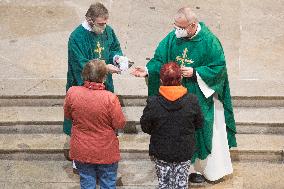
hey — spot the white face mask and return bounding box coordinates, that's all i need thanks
[175,27,188,38]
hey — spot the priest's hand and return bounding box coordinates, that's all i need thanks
[107,64,121,74]
[131,66,147,77]
[180,66,194,78]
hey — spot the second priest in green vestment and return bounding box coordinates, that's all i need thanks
[146,22,237,161]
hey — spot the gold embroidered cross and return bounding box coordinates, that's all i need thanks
[176,48,194,66]
[94,41,104,58]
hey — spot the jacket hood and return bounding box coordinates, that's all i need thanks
[158,86,188,111]
[159,86,187,101]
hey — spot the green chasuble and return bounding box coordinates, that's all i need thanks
[63,24,122,135]
[147,22,237,162]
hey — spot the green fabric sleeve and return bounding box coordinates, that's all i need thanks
[195,37,227,98]
[63,118,72,136]
[67,37,90,87]
[63,88,73,136]
[147,33,174,96]
[108,28,122,64]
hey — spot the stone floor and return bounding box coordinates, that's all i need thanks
[0,159,283,189]
[0,0,284,81]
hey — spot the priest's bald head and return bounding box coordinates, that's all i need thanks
[85,3,109,34]
[174,7,199,38]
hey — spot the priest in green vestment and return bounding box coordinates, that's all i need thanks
[64,3,126,135]
[132,7,237,182]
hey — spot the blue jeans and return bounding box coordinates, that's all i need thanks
[75,161,118,189]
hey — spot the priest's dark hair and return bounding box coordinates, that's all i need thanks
[82,59,107,83]
[160,62,182,86]
[85,3,109,19]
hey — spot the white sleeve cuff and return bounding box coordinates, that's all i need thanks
[113,55,120,65]
[196,72,215,98]
[145,66,149,75]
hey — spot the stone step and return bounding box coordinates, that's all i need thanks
[2,95,284,108]
[0,95,148,107]
[1,78,284,97]
[0,159,155,189]
[0,159,283,189]
[1,78,284,107]
[0,106,284,134]
[0,133,283,162]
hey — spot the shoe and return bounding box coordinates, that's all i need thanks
[72,160,79,175]
[189,173,205,183]
[116,176,123,186]
[73,168,79,175]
